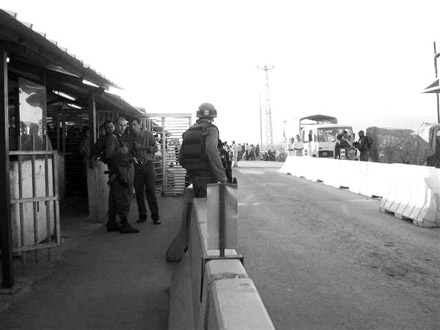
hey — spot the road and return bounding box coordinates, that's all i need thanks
[234,161,440,330]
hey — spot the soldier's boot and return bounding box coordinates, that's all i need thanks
[119,218,139,234]
[106,217,121,232]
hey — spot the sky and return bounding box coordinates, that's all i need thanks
[2,0,440,145]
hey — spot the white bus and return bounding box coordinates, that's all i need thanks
[284,114,354,158]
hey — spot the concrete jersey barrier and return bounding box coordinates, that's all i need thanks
[280,156,440,227]
[168,185,276,330]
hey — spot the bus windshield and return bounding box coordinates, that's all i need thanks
[317,127,353,142]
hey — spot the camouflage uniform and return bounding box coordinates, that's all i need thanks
[105,132,134,229]
[179,118,227,198]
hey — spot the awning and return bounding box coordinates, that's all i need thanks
[0,9,118,90]
[0,8,144,117]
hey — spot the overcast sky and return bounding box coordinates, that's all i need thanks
[2,0,440,144]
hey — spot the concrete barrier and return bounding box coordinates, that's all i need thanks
[166,186,194,262]
[380,164,440,227]
[280,156,440,227]
[168,184,275,330]
[207,278,275,330]
[359,162,391,198]
[168,252,195,330]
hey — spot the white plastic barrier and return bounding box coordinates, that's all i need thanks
[408,167,440,225]
[319,158,343,188]
[280,156,440,227]
[338,159,369,193]
[279,155,296,175]
[380,164,440,227]
[359,162,392,198]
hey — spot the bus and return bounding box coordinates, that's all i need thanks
[284,114,354,158]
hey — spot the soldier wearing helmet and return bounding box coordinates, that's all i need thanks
[353,129,373,161]
[179,102,227,197]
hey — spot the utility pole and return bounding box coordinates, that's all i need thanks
[258,65,274,148]
[259,90,263,150]
[434,42,440,123]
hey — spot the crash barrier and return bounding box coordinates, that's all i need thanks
[168,184,275,330]
[280,156,440,227]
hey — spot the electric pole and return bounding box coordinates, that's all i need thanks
[258,65,274,148]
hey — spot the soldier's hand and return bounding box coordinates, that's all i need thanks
[88,159,96,169]
[120,146,128,155]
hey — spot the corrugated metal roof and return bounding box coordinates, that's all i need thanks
[0,8,120,90]
[0,7,146,117]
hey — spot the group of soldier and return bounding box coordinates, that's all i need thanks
[335,130,373,161]
[90,117,160,234]
[88,102,230,233]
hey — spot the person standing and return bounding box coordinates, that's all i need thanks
[89,120,115,168]
[353,130,372,161]
[105,117,139,234]
[231,140,239,167]
[334,132,351,159]
[179,102,227,198]
[128,118,161,225]
[245,143,250,160]
[293,134,304,156]
[249,144,256,160]
[288,137,295,156]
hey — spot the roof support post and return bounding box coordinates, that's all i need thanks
[89,91,97,145]
[0,49,13,289]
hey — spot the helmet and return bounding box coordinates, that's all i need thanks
[196,102,217,118]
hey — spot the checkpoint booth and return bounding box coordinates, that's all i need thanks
[0,8,144,289]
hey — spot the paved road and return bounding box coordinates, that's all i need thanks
[234,160,440,330]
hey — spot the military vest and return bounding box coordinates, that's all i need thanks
[180,122,218,172]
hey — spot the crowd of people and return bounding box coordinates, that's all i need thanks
[334,129,373,161]
[288,129,373,161]
[89,102,359,234]
[178,102,284,197]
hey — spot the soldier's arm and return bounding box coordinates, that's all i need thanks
[205,127,227,183]
[105,135,126,159]
[146,131,158,154]
[178,133,185,166]
[134,131,158,154]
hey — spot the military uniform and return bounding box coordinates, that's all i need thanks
[128,129,160,224]
[105,131,136,232]
[354,133,372,161]
[179,117,227,198]
[89,133,112,168]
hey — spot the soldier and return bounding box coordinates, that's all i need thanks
[218,139,233,183]
[89,120,115,168]
[128,117,161,225]
[179,102,227,198]
[105,117,139,234]
[353,130,373,161]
